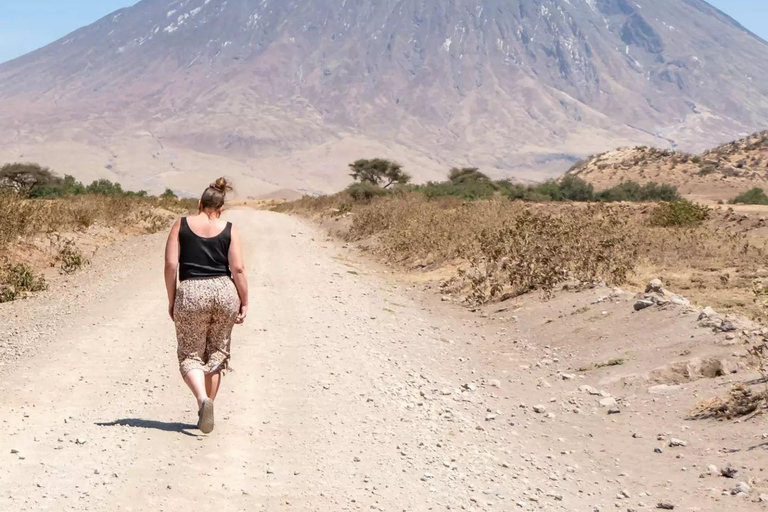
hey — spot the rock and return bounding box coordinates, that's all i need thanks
[656,503,675,510]
[646,279,664,294]
[599,397,618,408]
[579,385,600,395]
[608,406,621,415]
[721,464,739,478]
[560,373,576,381]
[758,493,768,503]
[75,438,86,445]
[617,490,631,499]
[533,405,546,414]
[670,296,691,307]
[462,383,477,391]
[634,299,655,311]
[707,465,719,476]
[266,467,274,474]
[10,449,18,454]
[649,385,681,395]
[488,379,501,388]
[669,438,687,447]
[732,482,751,495]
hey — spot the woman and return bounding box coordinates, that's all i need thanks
[164,178,248,434]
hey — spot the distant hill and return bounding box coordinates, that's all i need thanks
[567,131,768,202]
[0,0,767,195]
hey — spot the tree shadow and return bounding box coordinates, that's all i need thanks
[96,418,199,437]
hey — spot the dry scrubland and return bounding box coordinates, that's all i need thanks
[0,193,194,302]
[276,193,768,319]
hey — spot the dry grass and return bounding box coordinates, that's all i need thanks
[0,193,195,302]
[277,193,768,313]
[0,193,193,251]
[689,385,767,420]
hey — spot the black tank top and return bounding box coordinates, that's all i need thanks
[178,217,233,282]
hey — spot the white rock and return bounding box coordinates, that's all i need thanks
[648,384,681,395]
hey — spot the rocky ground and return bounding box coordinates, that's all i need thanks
[0,209,766,511]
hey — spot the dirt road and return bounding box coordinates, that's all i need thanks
[1,210,766,511]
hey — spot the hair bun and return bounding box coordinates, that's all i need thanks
[210,177,232,194]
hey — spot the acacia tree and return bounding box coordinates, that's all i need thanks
[0,163,60,196]
[349,159,411,188]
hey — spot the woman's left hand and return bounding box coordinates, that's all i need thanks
[235,304,248,325]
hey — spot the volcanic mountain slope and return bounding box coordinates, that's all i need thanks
[0,0,767,195]
[567,131,768,202]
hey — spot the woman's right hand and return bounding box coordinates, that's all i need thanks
[236,304,248,324]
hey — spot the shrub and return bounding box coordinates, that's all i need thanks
[54,239,89,274]
[416,179,498,200]
[557,175,595,202]
[596,181,680,202]
[346,182,391,202]
[160,188,178,200]
[0,263,48,303]
[526,181,564,201]
[448,167,492,184]
[649,200,710,227]
[86,179,124,196]
[729,187,768,205]
[463,206,638,304]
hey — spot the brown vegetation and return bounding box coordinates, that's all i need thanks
[275,192,768,315]
[689,385,767,420]
[0,192,195,303]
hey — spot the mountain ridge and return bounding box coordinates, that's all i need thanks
[1,0,767,195]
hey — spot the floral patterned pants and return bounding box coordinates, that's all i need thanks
[174,277,240,377]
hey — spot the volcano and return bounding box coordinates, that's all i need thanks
[0,0,767,195]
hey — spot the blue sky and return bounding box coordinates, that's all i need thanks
[0,0,766,64]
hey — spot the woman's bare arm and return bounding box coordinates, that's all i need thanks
[164,219,182,320]
[228,225,249,324]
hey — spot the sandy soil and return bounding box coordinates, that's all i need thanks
[1,210,767,511]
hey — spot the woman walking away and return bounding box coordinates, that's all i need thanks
[164,178,249,434]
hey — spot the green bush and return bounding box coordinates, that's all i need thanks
[649,200,710,227]
[346,182,391,202]
[160,188,177,200]
[558,175,595,202]
[729,188,768,205]
[86,179,124,196]
[416,180,498,200]
[596,181,680,202]
[447,167,492,184]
